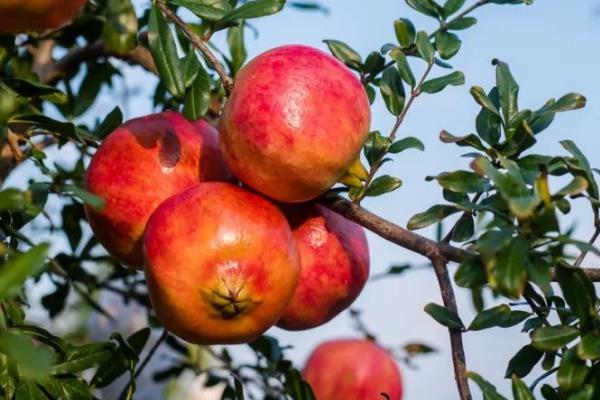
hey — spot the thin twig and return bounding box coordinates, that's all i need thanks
[156,0,234,95]
[117,329,169,400]
[357,60,435,203]
[574,226,600,267]
[430,255,471,400]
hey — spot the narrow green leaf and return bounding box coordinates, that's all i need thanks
[0,331,52,380]
[447,16,477,30]
[434,31,461,60]
[388,137,424,153]
[493,59,519,122]
[430,170,490,193]
[407,204,461,230]
[183,63,211,120]
[443,0,465,15]
[576,334,600,360]
[221,0,286,22]
[148,4,185,99]
[421,71,464,93]
[424,303,464,329]
[393,18,416,47]
[467,371,509,400]
[169,0,232,21]
[390,49,416,87]
[546,93,586,113]
[470,86,501,117]
[505,345,543,378]
[415,31,435,63]
[366,175,402,197]
[558,349,589,394]
[532,326,580,351]
[380,67,405,115]
[468,304,510,331]
[512,376,535,400]
[0,244,49,300]
[323,39,362,70]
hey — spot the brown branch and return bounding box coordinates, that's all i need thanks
[39,40,157,86]
[321,195,600,281]
[156,0,234,95]
[430,255,472,400]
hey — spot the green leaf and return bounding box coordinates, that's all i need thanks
[493,59,519,122]
[487,239,528,298]
[183,63,211,121]
[227,24,247,74]
[454,258,487,288]
[363,52,385,75]
[439,130,487,151]
[15,380,47,399]
[9,114,79,143]
[323,39,362,70]
[423,302,464,329]
[435,31,461,60]
[0,244,49,300]
[169,0,232,21]
[388,137,424,153]
[95,106,123,139]
[0,331,52,380]
[576,334,600,361]
[555,265,597,327]
[148,4,185,99]
[366,175,402,197]
[505,345,543,378]
[467,372,509,400]
[430,170,490,193]
[558,349,589,394]
[1,77,67,104]
[546,93,586,113]
[532,325,580,351]
[390,49,416,87]
[407,204,460,230]
[512,376,535,400]
[102,0,138,54]
[555,177,588,197]
[561,140,599,204]
[421,71,464,93]
[566,386,595,400]
[415,31,435,63]
[443,0,465,15]
[476,87,502,145]
[393,18,416,47]
[40,378,92,400]
[62,185,105,210]
[405,0,441,18]
[380,67,405,115]
[283,368,316,400]
[470,86,501,117]
[363,131,390,166]
[52,343,115,375]
[468,304,525,331]
[447,16,477,30]
[0,188,27,210]
[221,0,286,22]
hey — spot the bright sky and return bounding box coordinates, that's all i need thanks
[9,1,600,399]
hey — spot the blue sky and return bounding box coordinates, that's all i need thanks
[10,1,600,398]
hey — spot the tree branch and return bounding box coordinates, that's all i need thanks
[320,195,600,281]
[39,40,157,86]
[156,0,234,95]
[430,255,472,400]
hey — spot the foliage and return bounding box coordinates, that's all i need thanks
[0,0,597,399]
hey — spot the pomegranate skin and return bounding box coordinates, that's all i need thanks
[219,45,371,203]
[143,182,301,345]
[303,339,403,400]
[277,204,369,330]
[0,0,87,33]
[85,112,231,268]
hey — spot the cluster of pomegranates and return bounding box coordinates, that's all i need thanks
[2,1,403,396]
